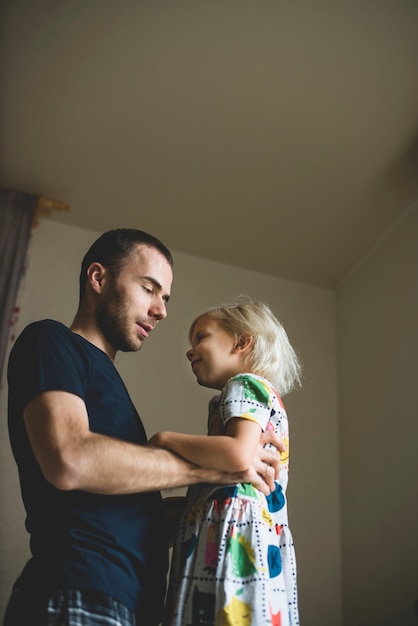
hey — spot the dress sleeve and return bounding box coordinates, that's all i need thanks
[219,374,274,431]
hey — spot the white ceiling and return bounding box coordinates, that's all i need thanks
[1,1,417,288]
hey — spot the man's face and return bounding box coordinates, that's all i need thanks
[94,244,173,354]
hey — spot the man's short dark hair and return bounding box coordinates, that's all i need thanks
[79,228,173,301]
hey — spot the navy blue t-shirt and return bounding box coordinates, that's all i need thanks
[7,320,168,623]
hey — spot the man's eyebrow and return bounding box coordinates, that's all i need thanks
[142,275,170,303]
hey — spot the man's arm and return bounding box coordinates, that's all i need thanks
[24,390,281,495]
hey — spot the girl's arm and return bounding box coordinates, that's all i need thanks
[147,418,262,472]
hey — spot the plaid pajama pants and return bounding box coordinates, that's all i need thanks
[3,587,137,626]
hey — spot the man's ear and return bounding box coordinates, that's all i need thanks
[233,334,253,353]
[87,262,107,294]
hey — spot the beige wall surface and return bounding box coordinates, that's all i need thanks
[0,219,341,625]
[337,204,418,626]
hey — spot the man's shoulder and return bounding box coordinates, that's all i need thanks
[25,318,67,331]
[16,319,69,343]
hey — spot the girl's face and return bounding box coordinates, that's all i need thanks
[186,315,249,390]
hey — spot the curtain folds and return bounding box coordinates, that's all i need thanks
[0,187,38,384]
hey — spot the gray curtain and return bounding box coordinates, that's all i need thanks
[0,187,38,384]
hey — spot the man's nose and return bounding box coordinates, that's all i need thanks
[151,298,167,320]
[186,348,194,361]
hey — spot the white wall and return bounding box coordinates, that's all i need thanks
[337,203,418,626]
[0,218,341,625]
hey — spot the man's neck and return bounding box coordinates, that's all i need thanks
[70,314,116,361]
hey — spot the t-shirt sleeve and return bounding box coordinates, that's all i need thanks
[219,374,274,431]
[8,321,89,412]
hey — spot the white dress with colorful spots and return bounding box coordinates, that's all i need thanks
[164,373,299,626]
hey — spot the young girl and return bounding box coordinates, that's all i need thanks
[149,297,302,626]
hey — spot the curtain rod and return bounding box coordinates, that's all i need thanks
[32,195,70,228]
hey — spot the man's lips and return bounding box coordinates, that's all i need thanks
[136,323,153,339]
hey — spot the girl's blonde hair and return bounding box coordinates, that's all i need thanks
[189,296,302,396]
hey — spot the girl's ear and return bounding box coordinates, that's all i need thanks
[233,334,253,353]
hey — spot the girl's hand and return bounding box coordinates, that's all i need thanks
[146,433,160,447]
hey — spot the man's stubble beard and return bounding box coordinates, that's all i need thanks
[95,289,144,354]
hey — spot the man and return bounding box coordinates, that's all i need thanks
[5,229,284,626]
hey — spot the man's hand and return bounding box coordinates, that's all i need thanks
[245,429,286,495]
